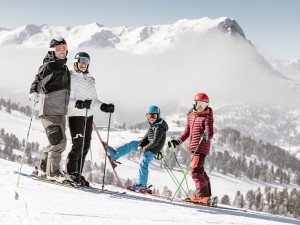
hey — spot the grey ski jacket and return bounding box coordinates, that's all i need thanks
[30,52,70,116]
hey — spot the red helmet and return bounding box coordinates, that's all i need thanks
[194,93,209,103]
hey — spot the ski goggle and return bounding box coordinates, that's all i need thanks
[147,113,158,119]
[194,101,208,108]
[75,57,90,65]
[54,44,68,52]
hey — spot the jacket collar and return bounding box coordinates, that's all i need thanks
[192,108,210,116]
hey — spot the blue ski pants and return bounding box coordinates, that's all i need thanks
[110,140,156,186]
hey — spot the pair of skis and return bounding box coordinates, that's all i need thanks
[92,122,124,188]
[14,170,125,196]
[125,185,247,212]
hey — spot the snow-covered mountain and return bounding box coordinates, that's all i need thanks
[1,17,299,159]
[0,17,246,54]
[271,58,300,83]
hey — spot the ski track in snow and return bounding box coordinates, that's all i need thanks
[1,159,299,225]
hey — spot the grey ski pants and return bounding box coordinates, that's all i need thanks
[39,115,66,177]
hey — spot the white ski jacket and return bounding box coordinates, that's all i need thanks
[68,70,103,117]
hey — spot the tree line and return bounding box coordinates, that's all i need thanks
[0,98,39,119]
[0,128,40,165]
[220,186,300,219]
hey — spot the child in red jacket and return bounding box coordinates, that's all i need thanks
[168,93,214,204]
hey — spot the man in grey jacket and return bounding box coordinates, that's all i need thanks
[29,37,70,182]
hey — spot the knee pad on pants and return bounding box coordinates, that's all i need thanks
[46,125,64,145]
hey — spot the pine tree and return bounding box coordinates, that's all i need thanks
[236,194,245,208]
[124,178,133,187]
[233,191,241,207]
[87,172,93,182]
[246,190,255,209]
[162,186,172,197]
[294,170,300,185]
[221,195,230,205]
[6,99,11,113]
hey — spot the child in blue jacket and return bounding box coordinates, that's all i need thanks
[107,105,168,191]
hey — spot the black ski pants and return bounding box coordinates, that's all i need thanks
[66,116,93,174]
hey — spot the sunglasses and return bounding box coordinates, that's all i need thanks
[194,101,208,108]
[147,113,158,119]
[76,57,90,65]
[55,44,68,52]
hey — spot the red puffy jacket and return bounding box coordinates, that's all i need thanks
[178,107,214,155]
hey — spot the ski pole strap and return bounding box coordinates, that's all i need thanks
[155,151,163,160]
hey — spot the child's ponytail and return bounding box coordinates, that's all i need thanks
[187,108,193,116]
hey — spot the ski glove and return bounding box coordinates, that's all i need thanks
[202,130,208,142]
[75,99,92,109]
[168,139,181,148]
[100,103,115,113]
[137,146,144,154]
[29,92,39,103]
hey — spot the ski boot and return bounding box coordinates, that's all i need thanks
[126,183,152,194]
[108,155,118,169]
[47,171,71,184]
[78,175,90,187]
[65,172,90,187]
[32,166,47,179]
[126,183,141,191]
[104,143,119,168]
[188,195,212,206]
[138,185,152,194]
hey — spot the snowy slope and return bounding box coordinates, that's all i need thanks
[1,159,299,225]
[1,108,298,204]
[271,58,300,83]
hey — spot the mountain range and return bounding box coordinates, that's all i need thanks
[0,17,246,54]
[0,17,299,157]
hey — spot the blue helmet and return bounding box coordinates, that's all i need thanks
[146,105,160,119]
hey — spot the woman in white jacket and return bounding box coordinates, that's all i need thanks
[67,52,114,185]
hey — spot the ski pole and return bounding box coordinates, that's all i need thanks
[102,112,112,190]
[170,133,205,203]
[16,101,36,187]
[92,122,123,188]
[160,157,189,198]
[170,142,190,193]
[78,108,88,183]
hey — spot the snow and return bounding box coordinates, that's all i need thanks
[0,108,299,205]
[1,159,299,225]
[271,58,300,82]
[0,17,245,54]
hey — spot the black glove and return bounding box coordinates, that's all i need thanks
[203,131,208,142]
[168,139,181,148]
[75,99,92,109]
[100,103,115,113]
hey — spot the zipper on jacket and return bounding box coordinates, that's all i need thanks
[189,115,197,149]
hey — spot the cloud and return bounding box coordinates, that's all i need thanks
[0,30,298,125]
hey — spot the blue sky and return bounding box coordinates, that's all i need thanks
[1,0,299,59]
